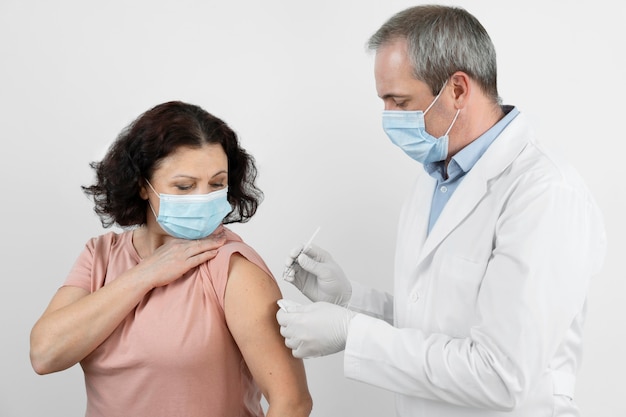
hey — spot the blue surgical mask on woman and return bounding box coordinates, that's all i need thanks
[382,83,460,164]
[146,180,232,239]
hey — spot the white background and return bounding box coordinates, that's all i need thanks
[1,1,624,416]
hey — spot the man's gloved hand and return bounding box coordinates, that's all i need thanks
[282,244,352,307]
[276,299,357,359]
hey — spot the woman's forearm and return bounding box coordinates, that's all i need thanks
[30,267,154,374]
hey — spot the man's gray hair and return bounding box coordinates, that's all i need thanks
[368,5,500,103]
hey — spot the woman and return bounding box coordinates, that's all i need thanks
[30,101,312,417]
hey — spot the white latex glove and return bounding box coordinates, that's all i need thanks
[276,299,356,359]
[282,244,352,307]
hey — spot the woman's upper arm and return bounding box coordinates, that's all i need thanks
[224,254,312,416]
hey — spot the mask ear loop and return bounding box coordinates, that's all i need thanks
[444,109,461,136]
[144,179,160,220]
[145,179,159,196]
[423,80,460,136]
[424,81,449,115]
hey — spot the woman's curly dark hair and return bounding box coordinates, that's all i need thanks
[82,101,263,228]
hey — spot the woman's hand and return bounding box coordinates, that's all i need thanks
[137,227,227,289]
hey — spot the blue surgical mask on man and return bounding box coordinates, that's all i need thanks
[146,180,232,240]
[382,82,460,164]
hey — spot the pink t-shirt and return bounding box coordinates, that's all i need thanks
[64,227,272,417]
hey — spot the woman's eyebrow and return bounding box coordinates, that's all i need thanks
[170,170,227,180]
[210,170,228,178]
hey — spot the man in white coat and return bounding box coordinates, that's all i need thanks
[276,4,606,417]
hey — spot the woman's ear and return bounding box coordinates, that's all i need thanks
[139,179,149,200]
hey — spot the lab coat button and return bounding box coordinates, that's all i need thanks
[410,292,419,302]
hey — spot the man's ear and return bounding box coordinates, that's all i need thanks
[449,71,471,109]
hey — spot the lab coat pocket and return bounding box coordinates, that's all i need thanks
[433,256,487,337]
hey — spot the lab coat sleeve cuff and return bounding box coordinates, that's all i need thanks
[344,313,427,397]
[344,313,371,381]
[344,313,398,385]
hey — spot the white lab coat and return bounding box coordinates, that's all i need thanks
[344,112,606,416]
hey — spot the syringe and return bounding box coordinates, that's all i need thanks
[283,226,321,278]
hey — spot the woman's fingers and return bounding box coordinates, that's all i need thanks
[144,233,227,287]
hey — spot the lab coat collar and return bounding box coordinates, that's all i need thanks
[416,111,533,266]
